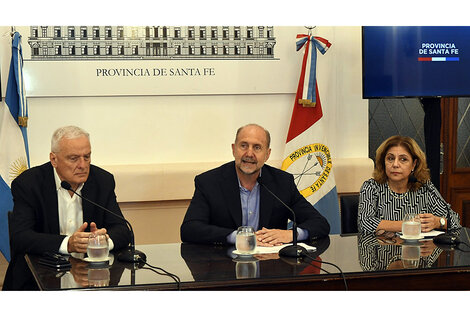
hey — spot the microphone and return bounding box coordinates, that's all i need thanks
[408,175,461,247]
[256,176,308,258]
[60,181,146,263]
[407,175,419,184]
[407,174,430,189]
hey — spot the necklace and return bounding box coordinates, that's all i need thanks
[386,183,408,200]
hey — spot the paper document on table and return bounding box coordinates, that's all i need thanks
[422,230,445,238]
[397,230,444,238]
[253,243,316,254]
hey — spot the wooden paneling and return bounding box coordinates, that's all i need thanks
[441,98,470,227]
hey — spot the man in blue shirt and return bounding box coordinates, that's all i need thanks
[180,123,330,246]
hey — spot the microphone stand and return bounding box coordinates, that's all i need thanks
[279,220,308,258]
[257,178,308,258]
[432,207,460,248]
[61,181,146,263]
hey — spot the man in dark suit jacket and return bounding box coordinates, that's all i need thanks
[3,126,130,290]
[180,124,330,246]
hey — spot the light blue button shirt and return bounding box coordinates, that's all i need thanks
[226,174,309,244]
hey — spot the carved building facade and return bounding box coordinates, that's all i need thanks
[28,26,276,60]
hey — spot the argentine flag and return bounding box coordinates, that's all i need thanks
[281,34,340,234]
[0,31,29,261]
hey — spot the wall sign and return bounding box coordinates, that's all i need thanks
[19,26,304,97]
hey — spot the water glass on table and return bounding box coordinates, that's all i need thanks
[87,233,109,262]
[402,213,422,238]
[236,226,257,254]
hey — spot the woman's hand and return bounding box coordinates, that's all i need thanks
[419,213,440,232]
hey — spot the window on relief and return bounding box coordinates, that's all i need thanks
[106,27,112,39]
[234,28,240,40]
[267,28,273,38]
[247,28,253,39]
[93,27,100,39]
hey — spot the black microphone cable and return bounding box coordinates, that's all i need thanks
[301,258,331,274]
[60,180,146,263]
[300,251,348,291]
[61,181,182,289]
[140,260,181,290]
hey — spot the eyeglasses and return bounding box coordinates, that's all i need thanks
[375,229,397,244]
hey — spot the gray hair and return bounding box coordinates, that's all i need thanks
[51,126,90,153]
[235,123,271,148]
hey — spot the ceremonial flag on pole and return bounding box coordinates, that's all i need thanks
[0,31,30,261]
[281,32,341,234]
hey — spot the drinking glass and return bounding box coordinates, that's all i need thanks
[402,245,420,268]
[402,213,421,238]
[235,226,256,254]
[88,268,110,287]
[235,260,259,279]
[87,233,109,262]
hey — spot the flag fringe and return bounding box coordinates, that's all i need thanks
[298,99,316,107]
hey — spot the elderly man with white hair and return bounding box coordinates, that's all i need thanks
[3,125,131,290]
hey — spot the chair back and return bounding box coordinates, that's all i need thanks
[340,194,359,234]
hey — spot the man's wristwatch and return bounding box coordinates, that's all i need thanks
[439,217,446,228]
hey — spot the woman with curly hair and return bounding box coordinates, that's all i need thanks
[358,135,460,233]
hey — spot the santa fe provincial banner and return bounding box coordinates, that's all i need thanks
[281,34,340,234]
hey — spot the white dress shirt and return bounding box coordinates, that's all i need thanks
[54,169,114,255]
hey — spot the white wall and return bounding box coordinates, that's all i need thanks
[1,26,368,169]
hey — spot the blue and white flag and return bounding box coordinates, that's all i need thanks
[0,31,29,261]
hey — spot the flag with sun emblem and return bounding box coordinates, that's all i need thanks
[0,31,29,261]
[281,30,340,234]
